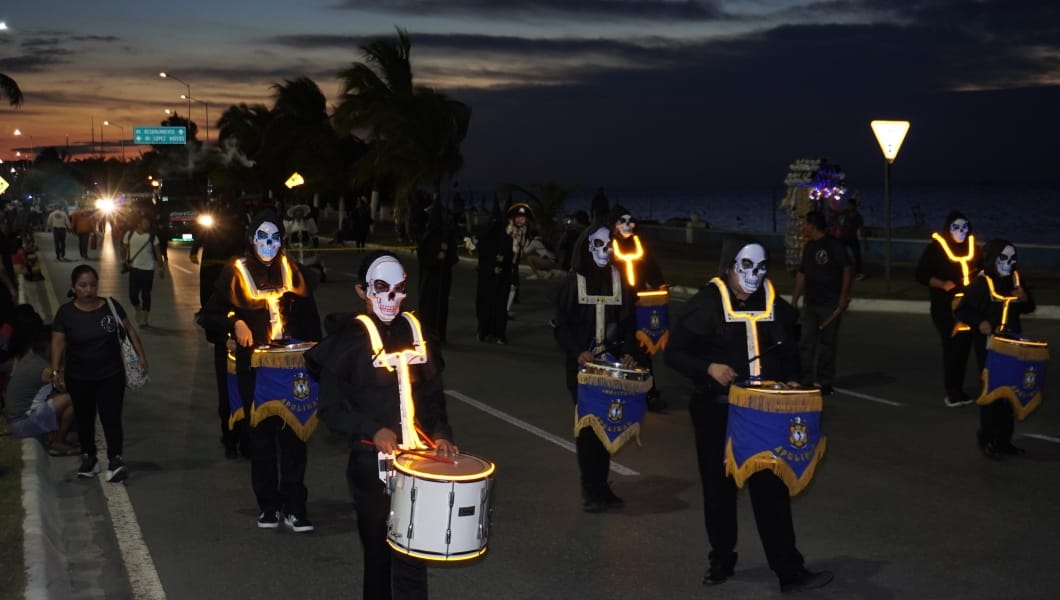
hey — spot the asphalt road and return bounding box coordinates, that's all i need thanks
[29,230,1060,600]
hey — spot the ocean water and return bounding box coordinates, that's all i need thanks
[559,183,1060,245]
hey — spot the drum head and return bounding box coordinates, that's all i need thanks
[394,452,494,480]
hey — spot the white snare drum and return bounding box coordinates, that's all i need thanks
[387,452,496,562]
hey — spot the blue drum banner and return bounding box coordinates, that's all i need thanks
[724,383,827,496]
[576,371,651,454]
[249,347,319,442]
[978,336,1050,421]
[635,290,669,355]
[226,353,244,430]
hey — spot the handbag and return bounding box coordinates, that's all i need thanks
[106,297,149,389]
[121,233,154,275]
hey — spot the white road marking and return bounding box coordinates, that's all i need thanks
[446,389,640,476]
[833,387,904,407]
[167,262,193,275]
[1023,433,1060,445]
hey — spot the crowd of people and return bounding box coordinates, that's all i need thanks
[0,185,1044,598]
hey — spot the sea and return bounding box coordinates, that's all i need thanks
[550,183,1060,246]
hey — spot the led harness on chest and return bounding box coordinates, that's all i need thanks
[356,313,429,450]
[709,277,776,380]
[984,271,1022,333]
[232,255,298,342]
[612,235,644,287]
[577,266,623,353]
[932,232,976,287]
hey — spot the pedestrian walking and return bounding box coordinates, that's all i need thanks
[47,206,71,261]
[121,216,166,327]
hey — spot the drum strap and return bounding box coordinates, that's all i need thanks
[709,277,776,379]
[577,267,623,347]
[356,313,429,450]
[931,233,976,286]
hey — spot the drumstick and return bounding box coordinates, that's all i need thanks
[748,341,783,365]
[358,439,456,464]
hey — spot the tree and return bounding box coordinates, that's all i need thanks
[0,73,23,107]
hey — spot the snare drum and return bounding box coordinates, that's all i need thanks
[978,335,1050,421]
[387,452,496,562]
[576,360,652,453]
[724,381,827,496]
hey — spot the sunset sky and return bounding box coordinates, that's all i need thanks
[2,0,1059,191]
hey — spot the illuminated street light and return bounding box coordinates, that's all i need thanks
[103,120,126,161]
[870,120,911,293]
[159,72,193,140]
[13,128,34,159]
[181,94,211,148]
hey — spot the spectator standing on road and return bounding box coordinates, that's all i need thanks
[954,239,1036,459]
[664,235,833,593]
[305,250,457,600]
[914,210,981,408]
[51,264,149,482]
[47,206,71,261]
[553,221,639,512]
[835,195,865,280]
[790,211,853,396]
[416,199,459,344]
[69,208,96,260]
[475,201,514,344]
[4,321,79,456]
[200,211,322,531]
[121,216,166,328]
[505,203,534,319]
[351,196,372,248]
[191,194,248,459]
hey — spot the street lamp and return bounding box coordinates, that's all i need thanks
[103,120,126,161]
[159,72,193,141]
[870,119,911,294]
[13,128,34,159]
[181,94,210,148]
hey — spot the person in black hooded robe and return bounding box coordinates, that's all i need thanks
[416,198,459,343]
[553,220,638,513]
[475,199,514,343]
[200,209,322,531]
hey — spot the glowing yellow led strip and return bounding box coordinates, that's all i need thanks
[983,271,1021,331]
[232,255,296,341]
[709,277,776,379]
[931,232,976,286]
[612,235,644,287]
[356,313,429,450]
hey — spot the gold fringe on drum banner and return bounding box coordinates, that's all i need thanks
[250,349,312,370]
[574,416,642,454]
[975,337,1049,421]
[635,330,669,355]
[250,401,319,442]
[575,371,652,454]
[724,437,828,497]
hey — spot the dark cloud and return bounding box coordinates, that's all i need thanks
[331,0,727,20]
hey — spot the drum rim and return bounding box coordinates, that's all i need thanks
[386,540,488,562]
[393,452,497,481]
[992,335,1048,348]
[583,360,650,374]
[735,380,820,394]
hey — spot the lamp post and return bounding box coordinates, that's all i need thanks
[99,123,105,159]
[870,120,911,294]
[159,72,193,139]
[13,128,34,159]
[103,120,126,161]
[181,94,210,148]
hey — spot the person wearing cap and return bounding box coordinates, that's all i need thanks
[665,235,833,593]
[505,203,534,318]
[915,210,981,407]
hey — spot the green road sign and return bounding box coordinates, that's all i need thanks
[133,126,187,145]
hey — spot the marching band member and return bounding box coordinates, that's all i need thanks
[954,239,1037,459]
[915,211,981,407]
[609,206,668,412]
[553,221,638,513]
[200,210,322,532]
[665,236,832,593]
[305,250,457,600]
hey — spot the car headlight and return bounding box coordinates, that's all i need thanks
[95,198,116,213]
[196,214,215,228]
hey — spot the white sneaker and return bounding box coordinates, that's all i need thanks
[284,513,315,533]
[257,511,280,529]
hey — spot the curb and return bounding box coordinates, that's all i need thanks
[22,438,71,600]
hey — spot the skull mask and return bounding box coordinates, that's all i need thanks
[949,219,970,244]
[253,221,282,263]
[365,256,407,322]
[615,214,636,239]
[732,243,767,294]
[587,226,612,267]
[995,245,1017,277]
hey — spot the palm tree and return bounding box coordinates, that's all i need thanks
[334,28,471,221]
[268,77,343,204]
[0,73,23,107]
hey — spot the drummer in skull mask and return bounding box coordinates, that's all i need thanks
[200,210,322,532]
[553,221,639,513]
[305,250,457,600]
[954,239,1036,459]
[664,235,832,593]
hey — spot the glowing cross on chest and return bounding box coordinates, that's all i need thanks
[577,266,623,349]
[984,270,1022,332]
[232,256,298,342]
[612,236,644,287]
[932,233,977,286]
[356,313,429,450]
[710,277,776,379]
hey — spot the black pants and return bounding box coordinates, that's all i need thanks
[66,371,126,459]
[128,267,156,311]
[475,277,509,341]
[799,303,842,387]
[931,306,974,401]
[52,227,67,259]
[690,398,804,580]
[565,360,611,495]
[971,333,1016,445]
[347,448,428,600]
[250,416,308,517]
[77,232,91,258]
[843,237,862,274]
[418,267,453,342]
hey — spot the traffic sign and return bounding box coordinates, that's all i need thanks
[133,126,187,145]
[0,175,8,195]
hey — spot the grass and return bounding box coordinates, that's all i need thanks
[0,429,26,600]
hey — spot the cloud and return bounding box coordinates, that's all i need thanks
[331,0,727,20]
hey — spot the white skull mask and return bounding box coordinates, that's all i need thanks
[587,226,612,267]
[733,243,768,294]
[365,256,407,322]
[995,245,1017,277]
[615,214,635,238]
[949,219,970,244]
[253,221,282,263]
